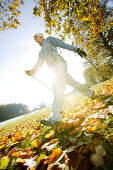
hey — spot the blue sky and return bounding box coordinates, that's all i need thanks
[0,0,86,109]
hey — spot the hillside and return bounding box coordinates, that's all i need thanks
[0,77,113,170]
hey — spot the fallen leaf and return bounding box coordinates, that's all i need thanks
[90,126,97,132]
[0,144,5,151]
[23,158,36,169]
[45,130,55,139]
[36,154,46,165]
[93,103,107,110]
[12,151,20,157]
[16,136,25,142]
[73,118,82,128]
[29,129,34,135]
[49,148,63,164]
[23,146,32,152]
[16,158,23,163]
[74,113,85,121]
[31,139,40,148]
[42,139,58,151]
[0,157,10,169]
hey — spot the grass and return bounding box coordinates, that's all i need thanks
[0,77,113,170]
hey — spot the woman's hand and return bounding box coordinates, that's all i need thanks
[25,69,36,76]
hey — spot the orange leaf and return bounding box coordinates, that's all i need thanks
[12,151,20,157]
[105,86,111,91]
[31,139,40,148]
[27,151,34,158]
[49,148,63,163]
[69,131,75,136]
[19,152,28,159]
[73,119,81,128]
[23,146,32,152]
[19,151,33,159]
[15,136,25,142]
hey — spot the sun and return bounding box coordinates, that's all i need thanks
[36,64,53,89]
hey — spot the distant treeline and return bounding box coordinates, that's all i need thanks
[0,103,29,122]
[0,103,47,123]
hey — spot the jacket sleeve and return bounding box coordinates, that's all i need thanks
[32,52,45,72]
[47,36,78,52]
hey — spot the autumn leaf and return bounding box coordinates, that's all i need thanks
[49,148,63,164]
[36,154,46,166]
[23,146,32,152]
[16,158,23,163]
[29,129,34,135]
[45,130,55,139]
[31,139,40,148]
[90,126,97,132]
[19,151,34,159]
[0,144,5,151]
[93,102,107,110]
[0,157,10,169]
[73,118,82,128]
[12,151,20,157]
[15,135,25,142]
[42,139,58,151]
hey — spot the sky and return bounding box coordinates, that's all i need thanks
[0,0,86,109]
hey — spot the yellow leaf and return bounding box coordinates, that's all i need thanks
[90,127,96,132]
[45,130,55,139]
[49,148,63,163]
[29,129,34,135]
[31,139,40,148]
[0,144,5,150]
[0,157,10,169]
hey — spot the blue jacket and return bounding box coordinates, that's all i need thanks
[33,36,77,71]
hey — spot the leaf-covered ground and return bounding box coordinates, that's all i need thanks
[0,78,113,170]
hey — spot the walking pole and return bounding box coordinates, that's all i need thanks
[32,75,75,111]
[32,75,52,92]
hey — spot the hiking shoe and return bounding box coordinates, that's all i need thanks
[40,118,61,126]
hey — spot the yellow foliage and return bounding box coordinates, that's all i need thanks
[31,139,40,148]
[49,148,63,163]
[45,130,55,139]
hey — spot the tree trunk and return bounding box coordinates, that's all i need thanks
[83,56,107,81]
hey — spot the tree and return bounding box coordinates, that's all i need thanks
[83,61,103,86]
[0,103,29,122]
[0,0,24,31]
[33,0,113,80]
